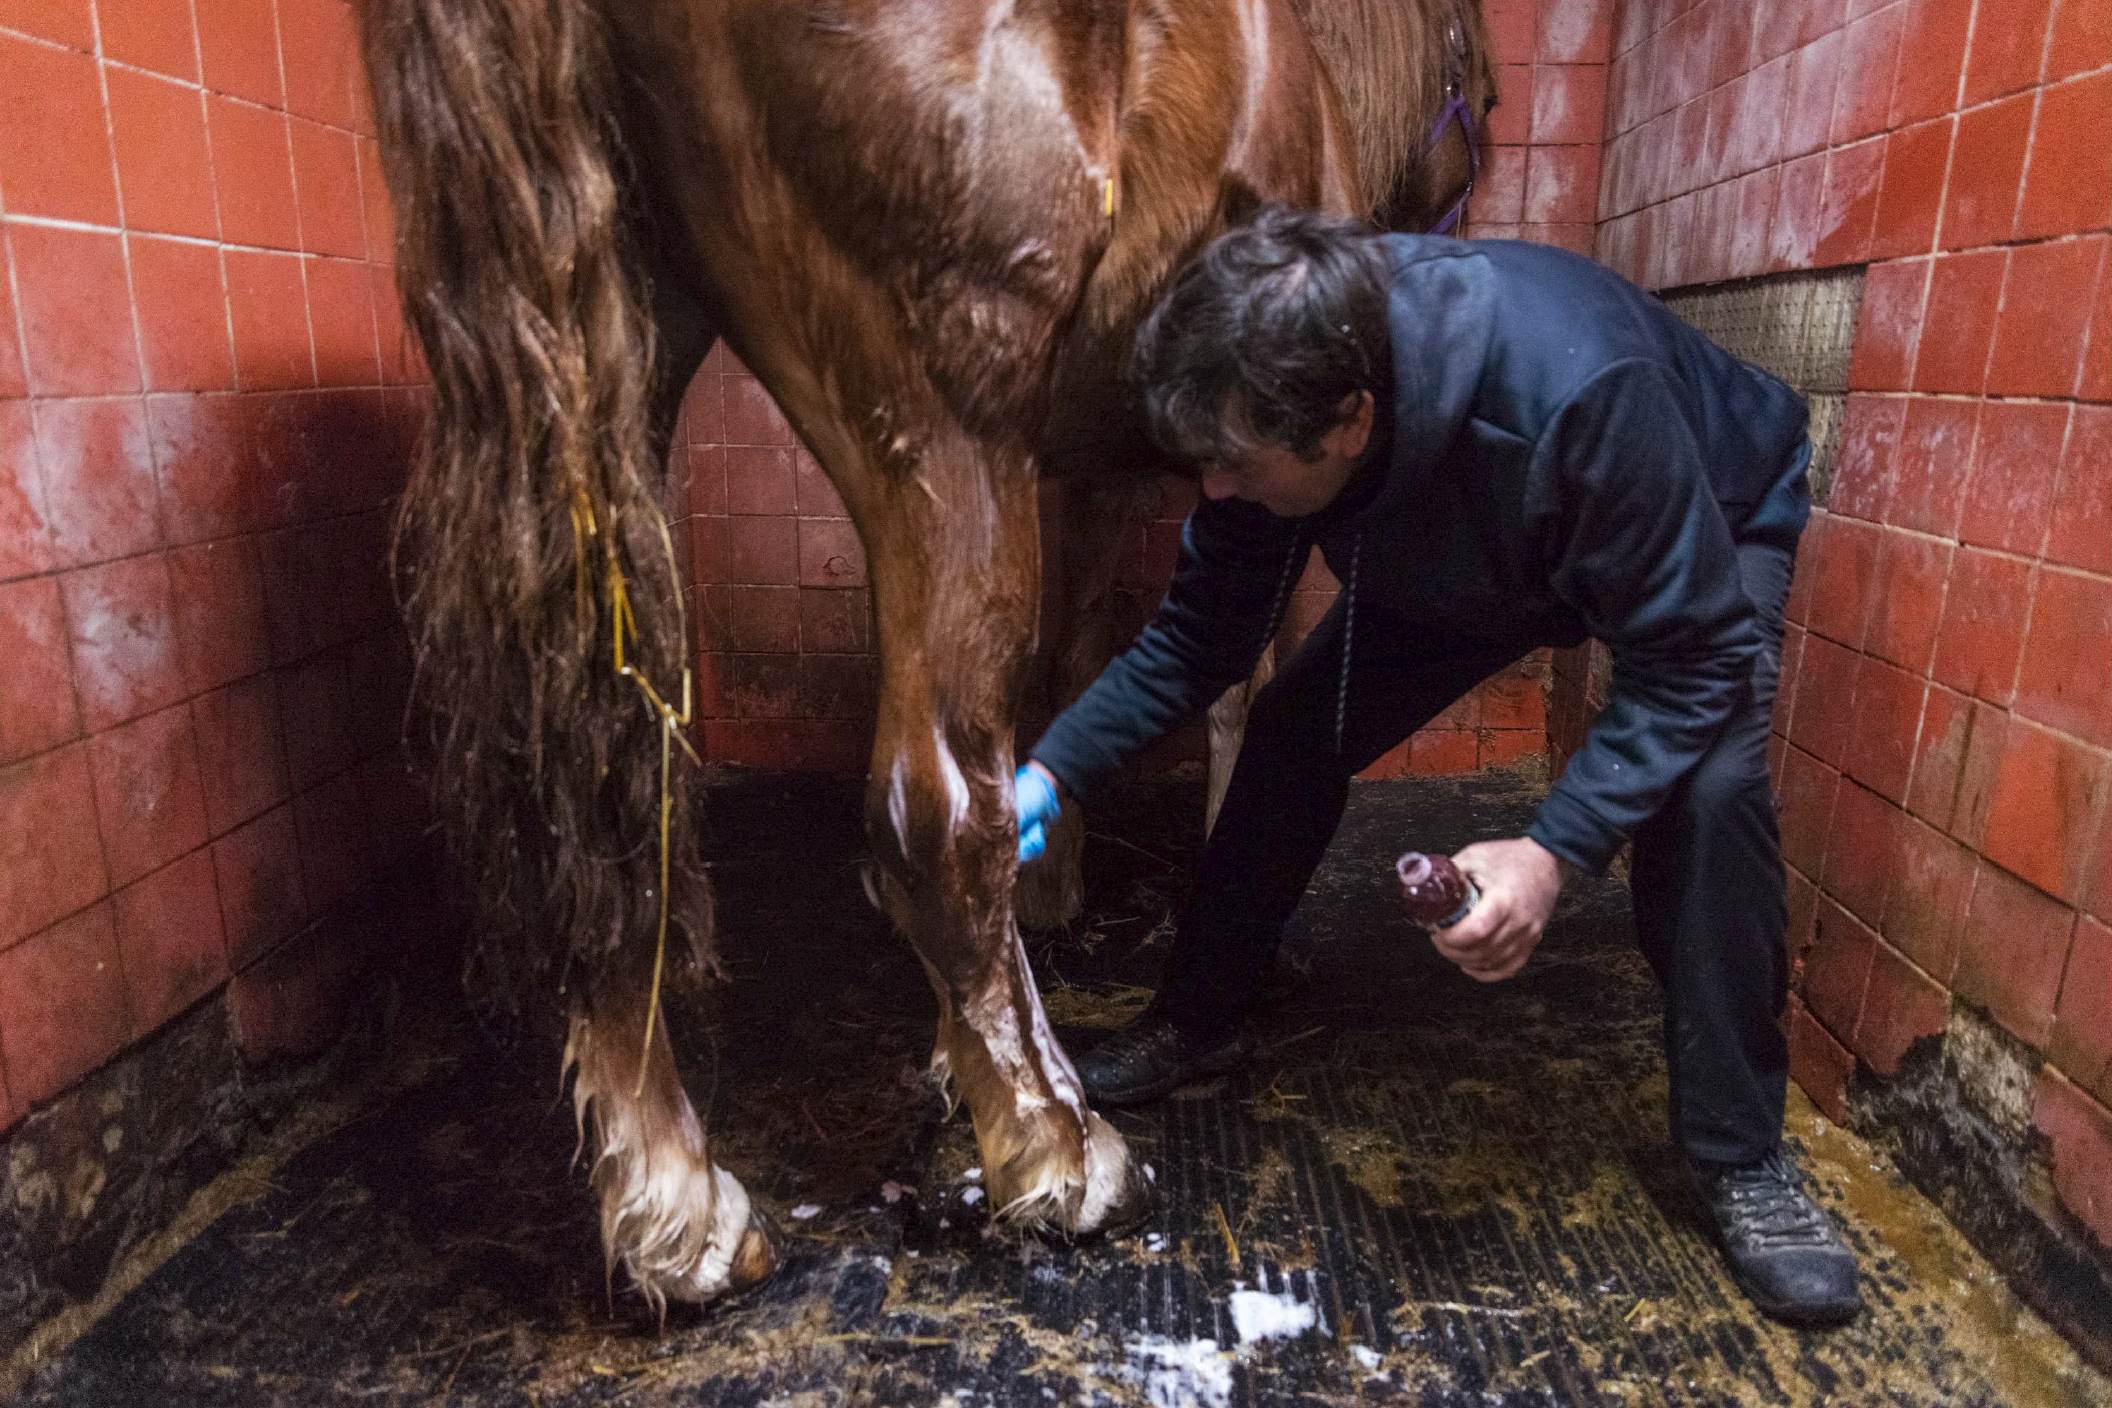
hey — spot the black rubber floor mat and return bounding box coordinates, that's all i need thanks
[13,773,2104,1407]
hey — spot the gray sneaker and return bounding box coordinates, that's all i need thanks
[1694,1148,1861,1326]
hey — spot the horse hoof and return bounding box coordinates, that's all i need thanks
[728,1211,780,1293]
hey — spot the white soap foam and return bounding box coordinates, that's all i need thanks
[789,1204,823,1221]
[1351,1344,1383,1371]
[1120,1336,1232,1408]
[1228,1287,1317,1344]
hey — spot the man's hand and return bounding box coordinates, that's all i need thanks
[1015,762,1062,862]
[1427,836,1568,982]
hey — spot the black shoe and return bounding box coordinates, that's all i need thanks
[1076,1010,1249,1106]
[1693,1148,1861,1326]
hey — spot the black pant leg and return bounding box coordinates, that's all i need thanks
[1157,602,1520,1038]
[1629,539,1795,1164]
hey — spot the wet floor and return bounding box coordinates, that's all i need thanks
[13,772,2107,1407]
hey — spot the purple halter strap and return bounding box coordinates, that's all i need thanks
[1423,14,1481,236]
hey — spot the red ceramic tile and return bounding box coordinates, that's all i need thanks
[795,652,877,718]
[1479,729,1545,771]
[800,589,870,655]
[1790,631,1860,767]
[1854,938,1949,1076]
[1870,116,1954,261]
[1487,63,1533,145]
[1524,144,1601,224]
[99,0,199,80]
[2047,0,2112,80]
[2033,1068,2112,1250]
[719,515,797,586]
[168,537,266,696]
[1912,248,2005,393]
[194,0,281,106]
[1408,728,1479,776]
[0,575,81,764]
[190,673,289,835]
[146,393,255,544]
[276,652,354,788]
[1750,0,1806,66]
[1864,529,1950,672]
[1889,395,1979,536]
[0,0,93,48]
[726,584,800,654]
[1817,136,1886,267]
[0,257,24,400]
[8,224,142,396]
[1963,0,2055,104]
[1518,223,1596,257]
[369,264,415,383]
[1665,99,1709,203]
[1848,260,1930,392]
[678,373,725,448]
[225,248,313,389]
[105,65,219,239]
[1960,400,2069,554]
[61,553,185,731]
[212,801,304,965]
[128,235,236,394]
[724,375,794,447]
[1774,743,1841,873]
[0,405,53,583]
[357,137,397,262]
[1831,5,1905,144]
[1984,716,2111,909]
[0,33,116,223]
[2018,71,2112,241]
[1536,0,1613,64]
[2046,405,2110,574]
[798,517,867,588]
[1932,546,2032,703]
[89,700,208,887]
[0,743,106,948]
[1804,892,1879,1038]
[305,256,379,385]
[33,395,161,570]
[1830,395,1907,521]
[0,901,128,1105]
[2048,915,2111,1099]
[1988,235,2106,398]
[112,848,226,1035]
[228,914,356,1056]
[2079,253,2111,402]
[1768,150,1827,272]
[726,445,798,517]
[1824,778,1901,927]
[275,0,361,132]
[1885,814,1975,982]
[1843,654,1925,802]
[2015,568,2112,744]
[1939,90,2033,252]
[1531,64,1606,145]
[1889,0,1975,127]
[725,652,797,720]
[1474,145,1528,224]
[1957,858,2077,1044]
[1478,666,1546,731]
[1787,996,1854,1123]
[1484,0,1535,65]
[208,92,299,250]
[1783,30,1844,161]
[1727,55,1792,179]
[289,116,365,258]
[1804,512,1882,647]
[1903,682,1973,829]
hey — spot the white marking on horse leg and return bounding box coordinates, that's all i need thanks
[932,723,970,835]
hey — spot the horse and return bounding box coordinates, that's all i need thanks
[355,0,1493,1313]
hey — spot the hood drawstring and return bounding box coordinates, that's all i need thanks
[1335,531,1362,756]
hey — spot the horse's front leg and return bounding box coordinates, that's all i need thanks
[862,443,1147,1235]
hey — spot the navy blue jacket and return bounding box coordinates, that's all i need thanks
[1031,235,1811,875]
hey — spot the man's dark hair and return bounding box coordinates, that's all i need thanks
[1134,205,1392,467]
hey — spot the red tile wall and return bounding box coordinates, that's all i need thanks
[679,2,1610,781]
[1599,0,2111,1252]
[0,1,424,1130]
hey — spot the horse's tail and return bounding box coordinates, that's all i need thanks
[358,0,709,1018]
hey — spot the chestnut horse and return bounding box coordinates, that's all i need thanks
[356,0,1490,1312]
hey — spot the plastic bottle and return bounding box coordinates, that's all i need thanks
[1395,851,1479,930]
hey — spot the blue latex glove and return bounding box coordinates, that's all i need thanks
[1015,763,1061,863]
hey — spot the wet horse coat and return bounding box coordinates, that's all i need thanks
[356,0,1488,1311]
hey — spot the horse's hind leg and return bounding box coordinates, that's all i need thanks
[567,958,777,1314]
[857,435,1147,1236]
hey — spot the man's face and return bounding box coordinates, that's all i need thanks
[1197,391,1376,518]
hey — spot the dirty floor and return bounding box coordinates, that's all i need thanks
[13,773,2107,1407]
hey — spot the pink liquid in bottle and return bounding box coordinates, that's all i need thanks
[1395,851,1479,930]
